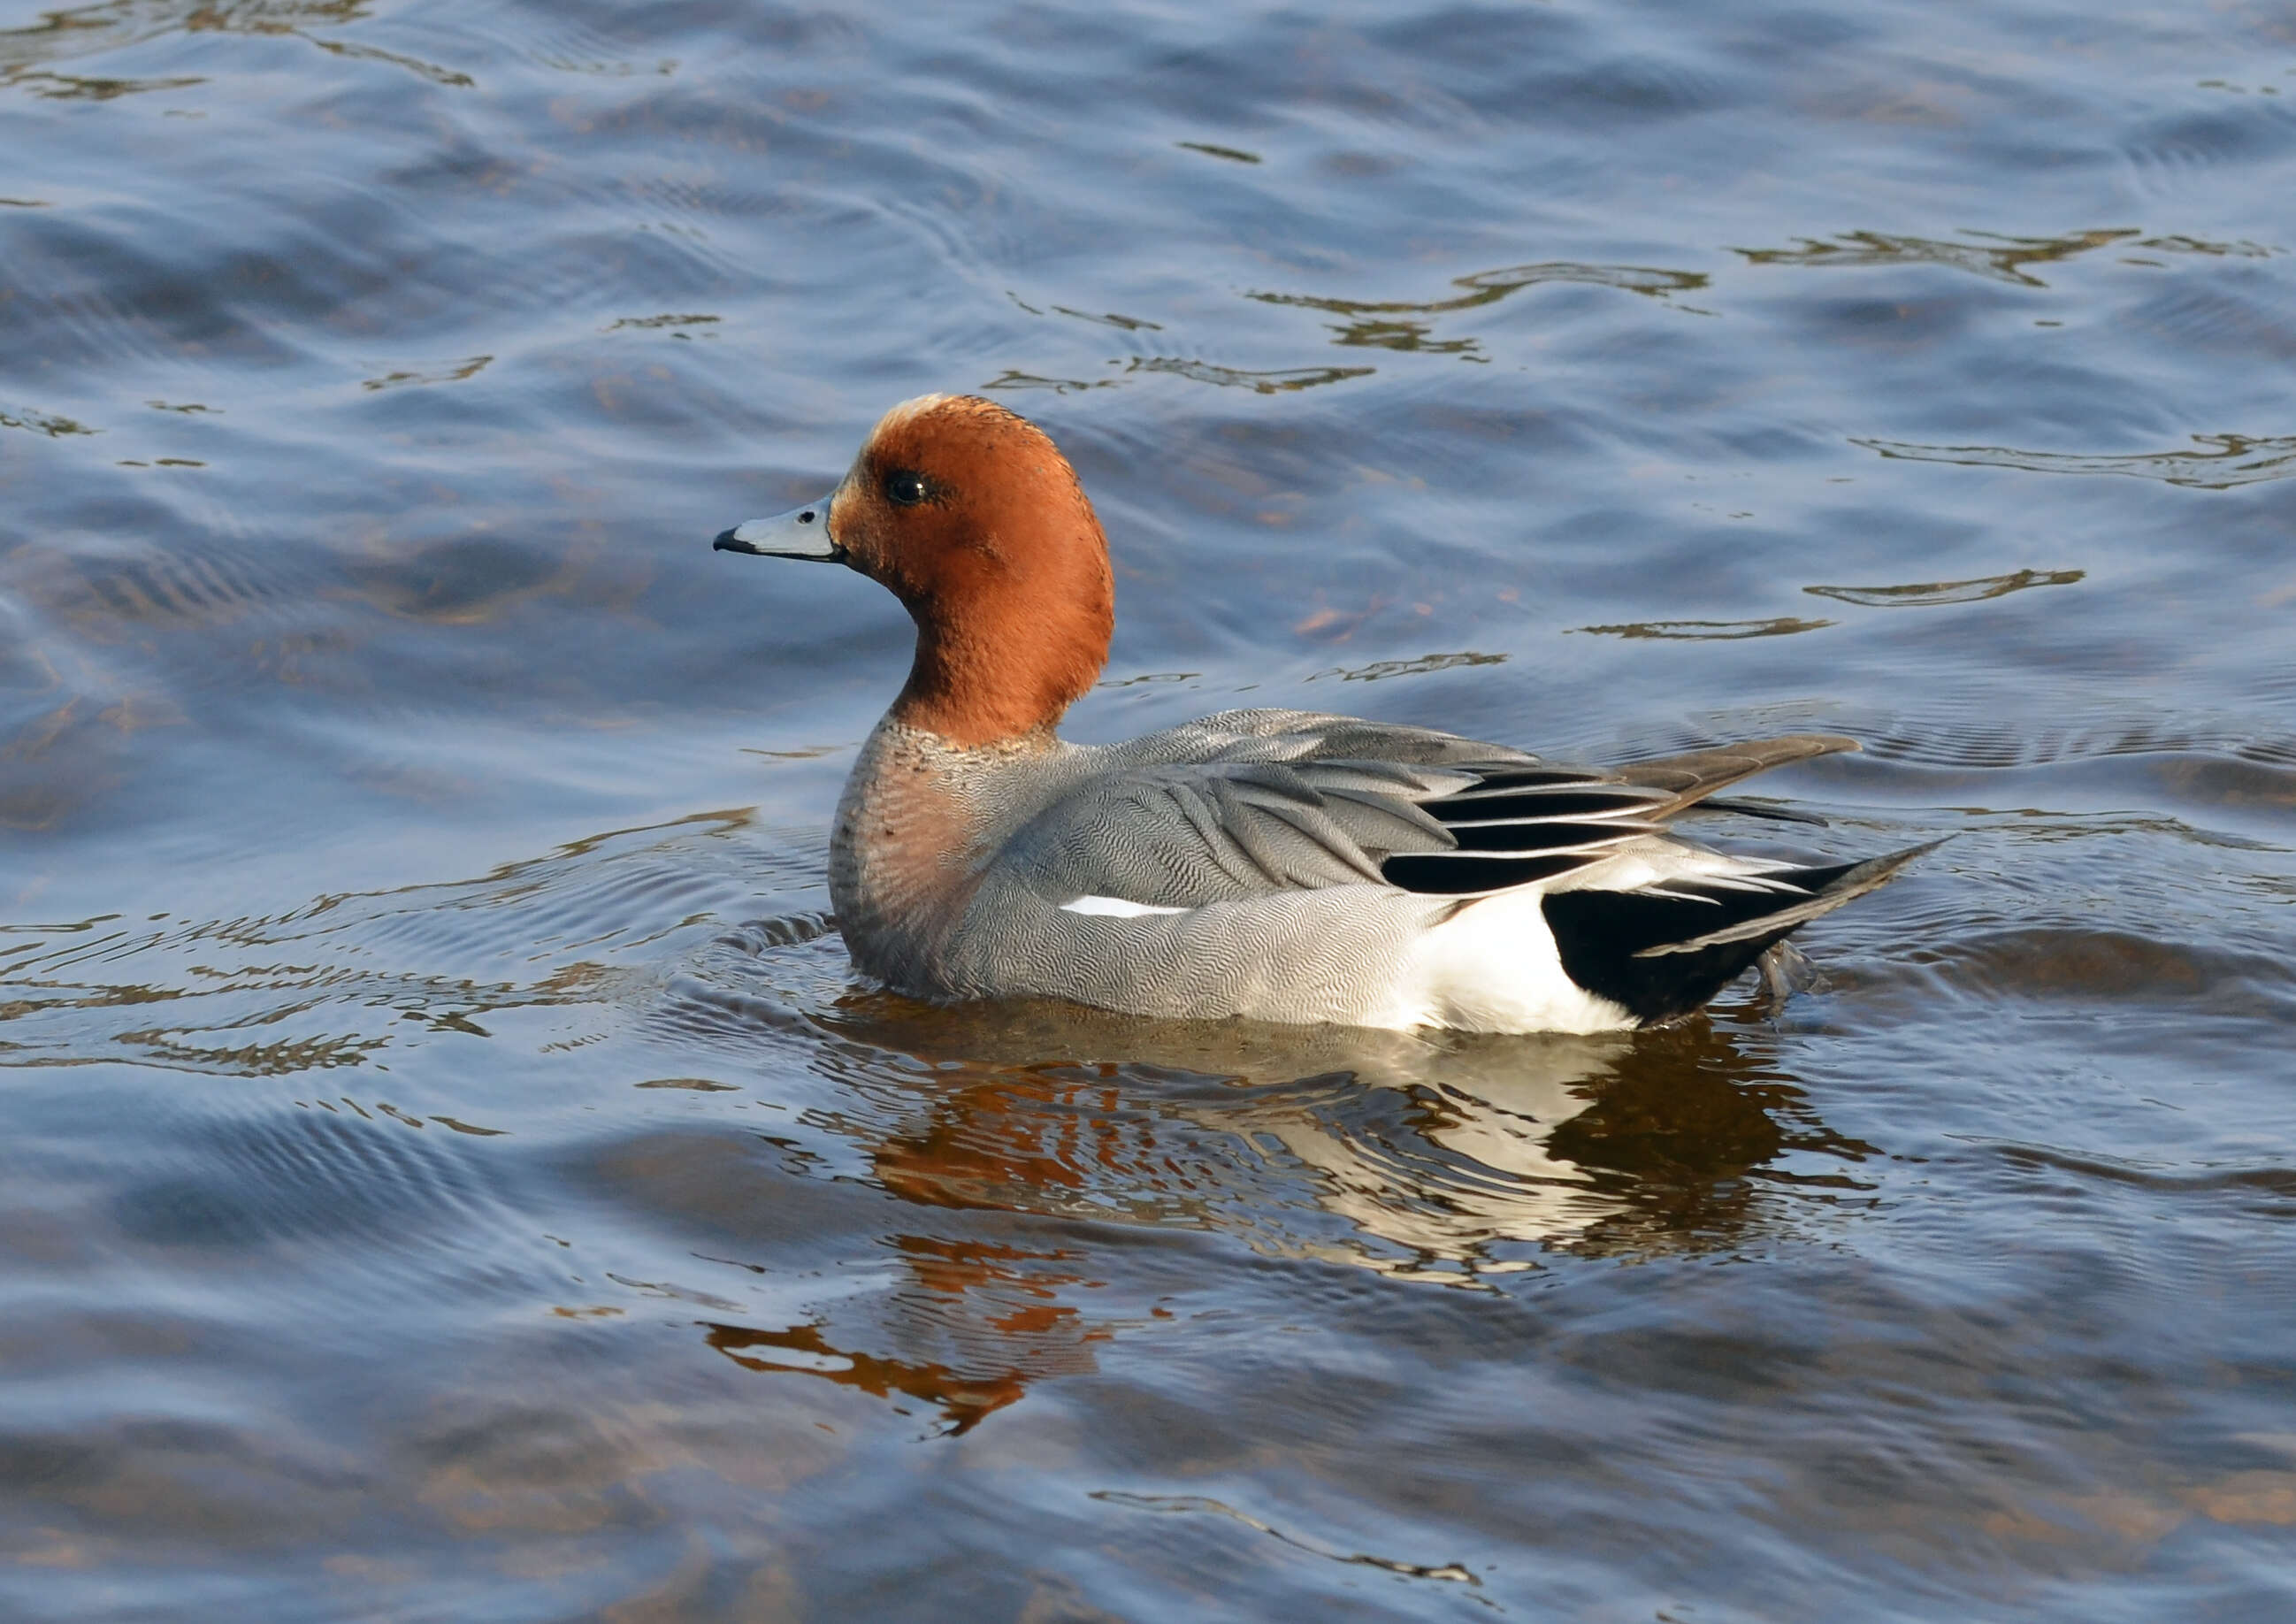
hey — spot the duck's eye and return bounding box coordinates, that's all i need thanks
[884,470,929,508]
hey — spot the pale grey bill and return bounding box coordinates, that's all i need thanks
[712,492,842,560]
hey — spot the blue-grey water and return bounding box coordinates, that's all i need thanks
[5,1,2295,1618]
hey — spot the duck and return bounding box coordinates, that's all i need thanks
[713,394,1931,1033]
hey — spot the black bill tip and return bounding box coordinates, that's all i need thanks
[713,527,763,555]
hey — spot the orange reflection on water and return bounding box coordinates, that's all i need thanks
[704,1233,1109,1436]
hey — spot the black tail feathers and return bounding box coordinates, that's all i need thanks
[1541,841,1940,1025]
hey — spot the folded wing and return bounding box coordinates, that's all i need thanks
[1011,718,1871,910]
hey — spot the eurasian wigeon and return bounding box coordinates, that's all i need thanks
[714,394,1931,1033]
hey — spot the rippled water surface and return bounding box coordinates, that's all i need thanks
[6,0,2296,1617]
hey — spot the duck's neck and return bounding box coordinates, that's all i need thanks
[885,557,1113,748]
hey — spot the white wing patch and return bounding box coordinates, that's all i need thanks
[1060,895,1191,918]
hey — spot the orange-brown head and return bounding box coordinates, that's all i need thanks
[715,395,1115,747]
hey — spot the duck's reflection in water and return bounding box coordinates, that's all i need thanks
[700,992,1878,1429]
[828,995,1878,1271]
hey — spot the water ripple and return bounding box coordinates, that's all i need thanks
[1852,431,2296,487]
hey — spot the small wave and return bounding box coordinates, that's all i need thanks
[1992,1142,2296,1207]
[0,402,96,436]
[0,809,825,1074]
[2121,104,2296,197]
[27,537,299,633]
[1126,356,1376,394]
[1248,259,1707,358]
[1851,433,2296,488]
[1092,1490,1478,1585]
[1,0,478,94]
[1575,616,1834,640]
[1804,570,2084,608]
[2130,284,2296,361]
[1306,650,1505,682]
[1733,227,2140,287]
[1904,927,2296,1014]
[111,1096,518,1253]
[358,355,493,393]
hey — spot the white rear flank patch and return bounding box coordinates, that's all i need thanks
[1386,888,1634,1035]
[1060,895,1190,918]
